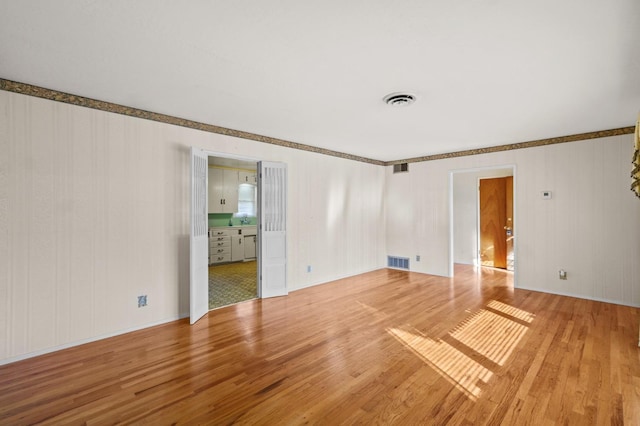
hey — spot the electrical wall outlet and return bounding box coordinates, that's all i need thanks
[416,255,421,262]
[559,270,567,280]
[138,295,147,307]
[307,265,312,273]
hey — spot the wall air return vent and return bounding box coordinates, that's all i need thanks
[393,163,409,173]
[387,256,410,270]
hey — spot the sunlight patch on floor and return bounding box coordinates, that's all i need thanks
[388,300,534,401]
[450,309,528,366]
[388,326,492,400]
[487,300,534,323]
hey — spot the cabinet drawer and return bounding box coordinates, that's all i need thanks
[210,229,232,237]
[210,239,230,249]
[211,235,230,243]
[211,246,230,255]
[211,253,231,264]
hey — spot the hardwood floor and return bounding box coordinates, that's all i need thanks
[1,265,639,425]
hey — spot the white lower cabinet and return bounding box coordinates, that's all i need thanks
[210,227,248,264]
[209,228,232,264]
[244,235,256,259]
[231,232,244,262]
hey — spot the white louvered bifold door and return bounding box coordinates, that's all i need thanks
[190,147,209,324]
[258,161,288,298]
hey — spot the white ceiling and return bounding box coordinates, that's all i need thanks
[1,1,638,162]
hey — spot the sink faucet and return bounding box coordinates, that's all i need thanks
[240,214,250,225]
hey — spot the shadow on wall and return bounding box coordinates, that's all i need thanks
[178,234,190,316]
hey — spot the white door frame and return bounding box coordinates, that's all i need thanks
[189,150,288,323]
[448,165,517,282]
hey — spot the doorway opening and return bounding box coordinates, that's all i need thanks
[190,149,288,324]
[450,166,516,279]
[208,156,259,310]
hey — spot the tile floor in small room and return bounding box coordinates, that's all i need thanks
[208,260,258,309]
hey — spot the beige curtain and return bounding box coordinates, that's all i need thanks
[633,113,640,199]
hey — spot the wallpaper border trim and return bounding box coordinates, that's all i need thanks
[1,78,633,166]
[386,126,635,165]
[0,78,383,166]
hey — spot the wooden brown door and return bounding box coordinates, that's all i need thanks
[505,176,514,271]
[479,177,513,269]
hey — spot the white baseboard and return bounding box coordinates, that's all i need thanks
[2,268,385,366]
[514,285,640,308]
[0,314,189,366]
[292,266,384,291]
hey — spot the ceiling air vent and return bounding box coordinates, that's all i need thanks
[383,92,416,107]
[393,163,409,173]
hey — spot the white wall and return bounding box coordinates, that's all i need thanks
[0,91,387,363]
[2,88,638,365]
[453,168,513,265]
[386,135,640,307]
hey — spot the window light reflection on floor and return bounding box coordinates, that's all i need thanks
[450,309,528,366]
[388,326,492,400]
[487,300,535,323]
[387,300,534,401]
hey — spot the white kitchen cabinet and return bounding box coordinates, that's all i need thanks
[211,227,246,263]
[244,234,256,259]
[238,171,257,184]
[231,231,244,262]
[208,168,239,213]
[242,226,257,260]
[209,228,232,264]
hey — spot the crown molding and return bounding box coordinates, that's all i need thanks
[385,126,635,165]
[1,78,633,167]
[0,78,383,166]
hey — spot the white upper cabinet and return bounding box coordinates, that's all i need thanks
[238,171,257,184]
[208,168,239,213]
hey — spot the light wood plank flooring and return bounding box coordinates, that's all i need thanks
[1,265,639,425]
